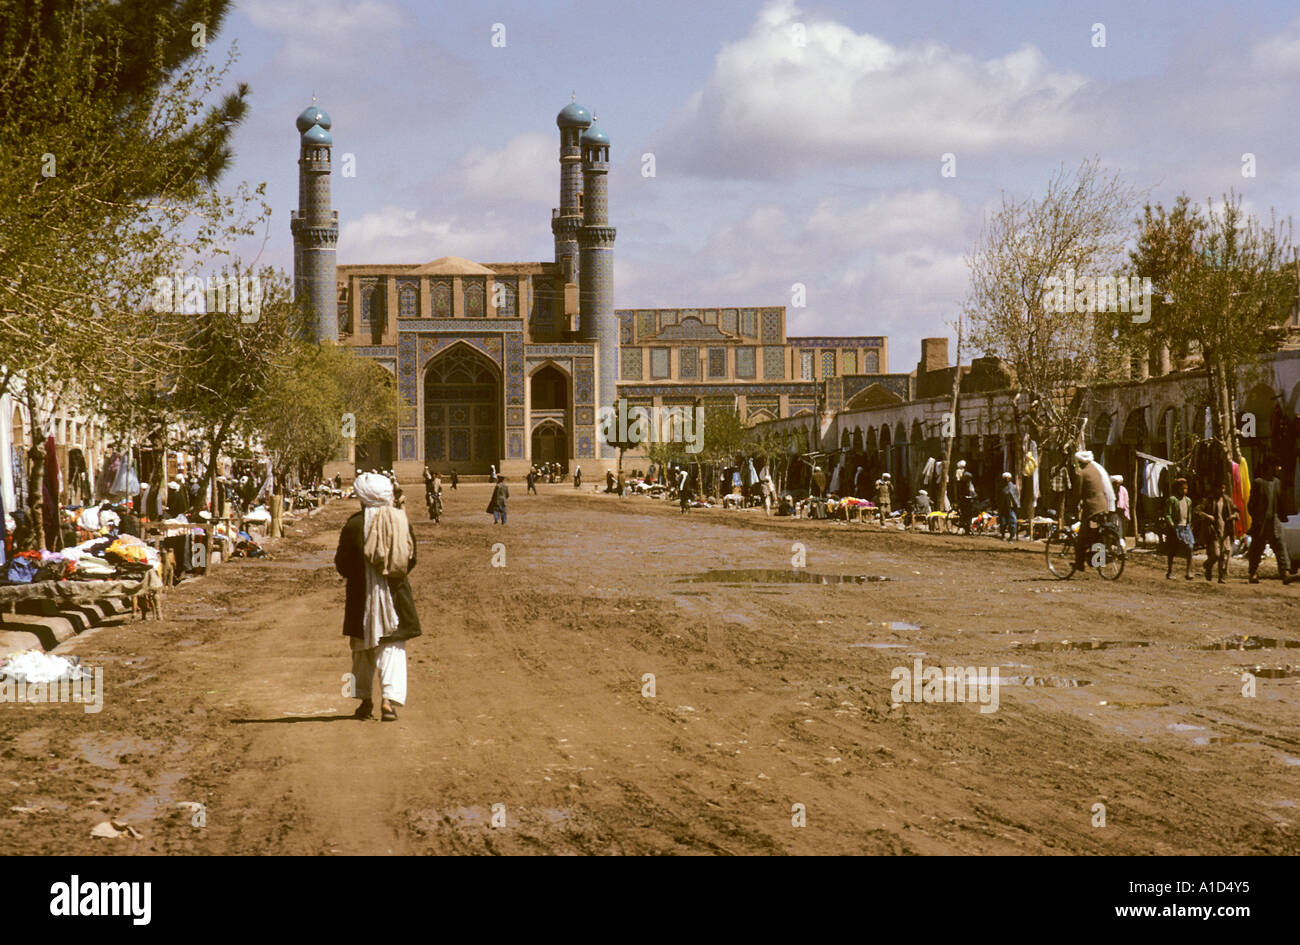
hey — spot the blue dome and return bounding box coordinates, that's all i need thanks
[581,125,609,147]
[296,105,331,133]
[556,102,592,128]
[302,123,333,146]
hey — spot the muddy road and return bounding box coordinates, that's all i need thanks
[3,484,1298,855]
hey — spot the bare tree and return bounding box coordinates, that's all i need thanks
[964,159,1139,454]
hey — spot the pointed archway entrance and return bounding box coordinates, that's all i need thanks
[423,345,501,474]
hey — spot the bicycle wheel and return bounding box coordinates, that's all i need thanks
[1045,533,1076,579]
[1095,537,1125,580]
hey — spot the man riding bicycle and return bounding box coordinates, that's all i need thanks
[1070,449,1116,576]
[425,470,443,521]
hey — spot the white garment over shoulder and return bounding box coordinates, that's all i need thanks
[361,506,400,648]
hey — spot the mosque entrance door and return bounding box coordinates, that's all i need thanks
[423,345,500,474]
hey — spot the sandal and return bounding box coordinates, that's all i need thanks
[381,701,398,722]
[353,699,373,720]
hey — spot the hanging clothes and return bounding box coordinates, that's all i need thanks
[1237,455,1252,536]
[1141,459,1168,498]
[1027,440,1040,504]
[110,452,139,497]
[0,394,14,516]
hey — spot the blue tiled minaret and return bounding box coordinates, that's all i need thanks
[553,98,591,287]
[578,120,617,458]
[291,103,338,342]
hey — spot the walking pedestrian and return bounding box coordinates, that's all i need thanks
[1111,474,1130,544]
[527,468,538,495]
[875,473,893,526]
[1165,477,1194,580]
[574,465,582,489]
[953,461,976,535]
[450,471,458,490]
[999,471,1019,542]
[1247,462,1293,584]
[487,476,510,525]
[333,472,421,723]
[1196,483,1238,583]
[677,466,691,513]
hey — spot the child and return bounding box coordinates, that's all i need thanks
[1195,483,1238,583]
[1165,477,1194,580]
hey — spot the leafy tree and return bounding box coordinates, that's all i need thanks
[252,341,401,536]
[170,268,300,560]
[1125,192,1296,460]
[0,0,258,547]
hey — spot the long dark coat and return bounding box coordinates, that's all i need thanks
[334,510,422,642]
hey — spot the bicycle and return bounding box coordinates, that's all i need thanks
[1045,517,1125,580]
[426,489,443,523]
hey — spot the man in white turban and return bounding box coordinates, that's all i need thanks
[334,472,421,721]
[1071,449,1115,574]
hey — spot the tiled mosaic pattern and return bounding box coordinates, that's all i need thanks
[621,347,642,381]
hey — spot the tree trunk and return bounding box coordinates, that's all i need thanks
[23,388,47,551]
[203,423,227,574]
[24,441,46,551]
[269,487,284,538]
[1205,353,1239,462]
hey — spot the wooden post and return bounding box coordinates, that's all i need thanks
[1133,456,1141,548]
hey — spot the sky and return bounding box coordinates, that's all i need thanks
[210,0,1300,370]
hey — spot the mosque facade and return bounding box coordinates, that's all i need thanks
[293,101,888,477]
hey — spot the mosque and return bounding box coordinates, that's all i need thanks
[293,101,890,477]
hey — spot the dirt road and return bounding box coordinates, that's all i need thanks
[3,484,1298,854]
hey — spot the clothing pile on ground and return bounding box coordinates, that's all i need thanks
[0,649,92,683]
[3,533,160,584]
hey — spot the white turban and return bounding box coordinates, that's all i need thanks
[1074,450,1094,464]
[353,472,394,509]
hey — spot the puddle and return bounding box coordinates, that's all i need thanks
[1167,722,1206,732]
[118,770,186,822]
[1000,676,1091,688]
[72,736,161,770]
[679,569,887,585]
[1204,636,1300,650]
[1191,735,1257,746]
[1015,640,1150,652]
[889,621,922,631]
[850,643,906,649]
[1241,665,1299,679]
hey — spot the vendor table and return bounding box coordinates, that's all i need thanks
[0,571,164,619]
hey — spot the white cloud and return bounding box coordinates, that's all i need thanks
[243,0,406,71]
[1250,17,1300,72]
[340,205,537,264]
[615,187,969,358]
[660,0,1090,178]
[450,133,555,205]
